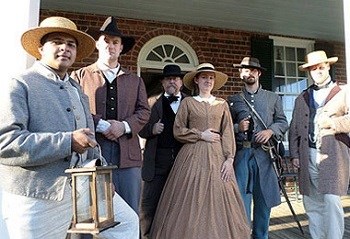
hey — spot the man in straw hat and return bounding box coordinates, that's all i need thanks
[138,64,186,238]
[228,57,288,238]
[71,16,150,215]
[0,16,138,238]
[289,50,350,239]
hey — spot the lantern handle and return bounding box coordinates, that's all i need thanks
[73,144,109,168]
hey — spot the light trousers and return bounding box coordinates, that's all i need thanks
[304,148,344,239]
[2,184,139,239]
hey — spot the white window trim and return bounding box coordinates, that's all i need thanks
[269,36,314,49]
[137,35,198,76]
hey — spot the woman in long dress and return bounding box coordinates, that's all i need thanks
[150,63,250,238]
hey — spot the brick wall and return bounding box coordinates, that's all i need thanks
[40,10,346,98]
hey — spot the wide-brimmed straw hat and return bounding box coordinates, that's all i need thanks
[161,64,183,78]
[233,57,266,71]
[88,16,135,54]
[21,16,95,61]
[183,63,228,91]
[299,50,338,71]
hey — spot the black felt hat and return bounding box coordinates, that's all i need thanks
[162,64,183,78]
[89,16,135,54]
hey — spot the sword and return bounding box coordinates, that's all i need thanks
[266,142,304,235]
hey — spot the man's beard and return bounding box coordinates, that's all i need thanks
[243,76,256,85]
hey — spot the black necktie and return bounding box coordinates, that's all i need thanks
[312,80,332,91]
[167,95,179,103]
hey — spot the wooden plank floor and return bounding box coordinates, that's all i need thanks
[269,192,350,239]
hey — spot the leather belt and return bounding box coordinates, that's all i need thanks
[239,141,260,149]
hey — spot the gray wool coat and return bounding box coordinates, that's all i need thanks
[0,61,95,201]
[228,87,289,208]
[289,84,350,196]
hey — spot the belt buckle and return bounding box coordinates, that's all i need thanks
[243,141,251,148]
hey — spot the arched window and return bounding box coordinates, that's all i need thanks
[137,35,198,97]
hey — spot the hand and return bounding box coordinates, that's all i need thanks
[152,119,164,135]
[103,120,125,141]
[291,158,300,168]
[200,128,221,142]
[254,129,274,144]
[238,117,251,132]
[72,128,97,154]
[221,158,234,182]
[318,116,335,130]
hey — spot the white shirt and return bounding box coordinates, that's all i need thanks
[164,92,182,113]
[95,62,131,134]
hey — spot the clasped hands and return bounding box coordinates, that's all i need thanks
[103,120,126,141]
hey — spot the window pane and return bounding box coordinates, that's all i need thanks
[153,45,165,58]
[297,78,308,91]
[287,78,299,93]
[283,95,296,110]
[172,46,183,58]
[272,77,285,92]
[164,44,173,57]
[146,51,162,61]
[275,62,284,75]
[175,54,190,63]
[299,69,307,77]
[286,63,296,76]
[274,46,284,60]
[285,47,295,61]
[297,48,306,62]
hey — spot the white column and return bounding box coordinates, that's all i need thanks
[0,1,40,238]
[344,0,350,81]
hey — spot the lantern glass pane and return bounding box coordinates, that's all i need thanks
[76,175,93,223]
[97,173,109,221]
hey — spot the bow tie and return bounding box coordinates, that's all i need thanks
[167,95,179,103]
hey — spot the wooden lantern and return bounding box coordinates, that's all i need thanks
[65,165,118,235]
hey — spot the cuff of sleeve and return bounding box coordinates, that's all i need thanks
[96,119,111,133]
[123,121,131,134]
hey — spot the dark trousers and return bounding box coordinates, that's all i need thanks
[113,167,142,215]
[100,139,142,215]
[140,175,168,239]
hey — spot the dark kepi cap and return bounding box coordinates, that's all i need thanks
[233,57,266,71]
[162,64,183,78]
[88,16,135,54]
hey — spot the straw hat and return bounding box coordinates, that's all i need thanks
[21,16,95,61]
[183,63,228,91]
[233,57,266,71]
[88,16,135,54]
[299,50,338,71]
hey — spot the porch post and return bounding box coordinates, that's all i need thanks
[0,1,40,238]
[344,0,350,81]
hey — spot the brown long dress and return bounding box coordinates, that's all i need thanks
[150,97,250,239]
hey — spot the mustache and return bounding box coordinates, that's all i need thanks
[242,76,255,80]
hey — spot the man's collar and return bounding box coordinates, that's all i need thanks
[37,61,69,82]
[312,78,333,91]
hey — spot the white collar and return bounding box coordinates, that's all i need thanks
[164,92,181,99]
[193,95,215,103]
[97,61,121,83]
